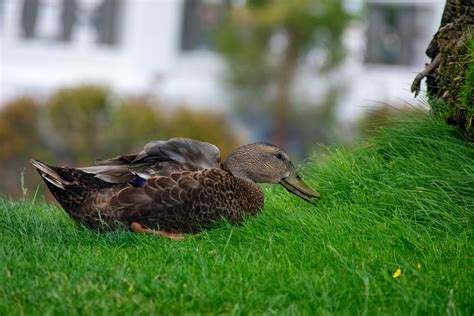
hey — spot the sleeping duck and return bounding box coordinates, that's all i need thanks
[31,138,320,239]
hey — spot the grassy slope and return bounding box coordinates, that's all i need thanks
[0,114,472,315]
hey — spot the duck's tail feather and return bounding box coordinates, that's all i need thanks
[30,159,72,190]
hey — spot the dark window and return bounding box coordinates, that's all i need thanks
[59,0,77,42]
[180,0,226,51]
[21,0,39,39]
[19,0,121,46]
[92,0,122,45]
[364,4,416,65]
[0,0,4,29]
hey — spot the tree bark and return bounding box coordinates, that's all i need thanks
[412,0,474,137]
[272,28,298,148]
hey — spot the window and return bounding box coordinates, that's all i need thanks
[91,0,121,45]
[19,0,121,45]
[0,0,6,31]
[180,0,227,51]
[20,0,40,39]
[364,3,416,65]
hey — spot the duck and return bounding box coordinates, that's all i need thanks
[31,138,320,240]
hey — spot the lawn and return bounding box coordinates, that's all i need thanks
[0,113,472,315]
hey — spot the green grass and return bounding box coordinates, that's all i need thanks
[1,113,473,315]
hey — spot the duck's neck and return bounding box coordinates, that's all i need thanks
[221,154,265,212]
[221,146,259,182]
[221,162,248,181]
[221,155,254,182]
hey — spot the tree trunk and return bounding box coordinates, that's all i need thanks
[412,0,474,138]
[272,29,298,148]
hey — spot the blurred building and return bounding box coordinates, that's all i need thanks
[1,0,444,120]
[0,0,229,109]
[337,0,444,126]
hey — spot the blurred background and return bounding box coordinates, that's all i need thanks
[0,0,444,198]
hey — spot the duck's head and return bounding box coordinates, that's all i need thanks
[222,142,321,204]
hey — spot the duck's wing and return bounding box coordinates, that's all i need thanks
[79,138,221,184]
[109,169,235,232]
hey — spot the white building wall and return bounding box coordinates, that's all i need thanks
[0,0,186,102]
[1,0,445,122]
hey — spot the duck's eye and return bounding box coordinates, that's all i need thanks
[275,153,283,159]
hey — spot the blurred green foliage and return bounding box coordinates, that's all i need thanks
[215,0,350,148]
[46,85,111,165]
[0,85,242,198]
[0,97,42,162]
[165,106,242,151]
[0,97,51,195]
[104,97,167,156]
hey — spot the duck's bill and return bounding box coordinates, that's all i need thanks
[279,173,321,204]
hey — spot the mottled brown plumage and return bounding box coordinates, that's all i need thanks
[31,138,320,237]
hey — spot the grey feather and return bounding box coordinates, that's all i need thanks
[79,138,221,184]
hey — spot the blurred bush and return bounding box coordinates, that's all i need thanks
[165,106,240,156]
[0,97,41,162]
[0,97,51,195]
[0,85,243,198]
[46,85,111,165]
[104,97,167,156]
